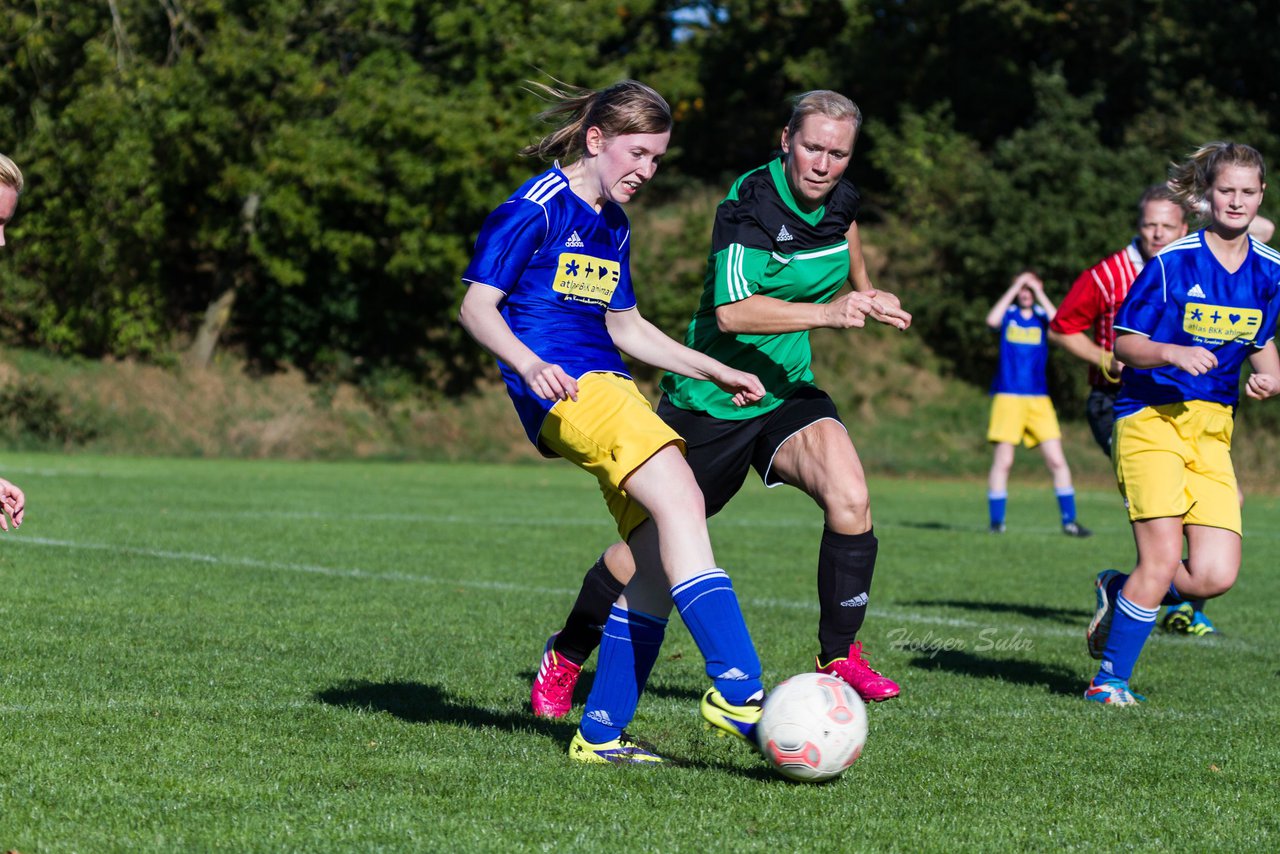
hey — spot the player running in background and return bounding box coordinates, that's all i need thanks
[1047,186,1227,634]
[985,271,1090,537]
[458,80,768,762]
[530,90,912,721]
[0,153,29,530]
[1085,141,1280,705]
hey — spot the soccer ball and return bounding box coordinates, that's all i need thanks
[758,672,868,783]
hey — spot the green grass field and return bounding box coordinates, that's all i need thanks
[1,452,1277,851]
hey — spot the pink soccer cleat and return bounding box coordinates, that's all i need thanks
[531,634,582,719]
[817,641,900,702]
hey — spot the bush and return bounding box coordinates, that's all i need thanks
[0,378,103,447]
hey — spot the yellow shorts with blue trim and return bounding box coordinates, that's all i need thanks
[1113,400,1239,534]
[538,372,684,540]
[987,394,1061,448]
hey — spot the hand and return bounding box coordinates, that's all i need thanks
[1014,271,1044,295]
[821,292,871,329]
[522,360,579,402]
[710,365,765,407]
[1246,372,1280,400]
[1165,345,1217,376]
[0,477,24,532]
[862,288,912,331]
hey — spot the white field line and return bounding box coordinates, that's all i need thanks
[8,535,1270,655]
[19,505,1280,542]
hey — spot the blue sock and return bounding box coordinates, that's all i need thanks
[1162,582,1186,607]
[578,605,667,744]
[1096,593,1157,683]
[988,492,1007,527]
[1055,487,1077,525]
[671,569,763,704]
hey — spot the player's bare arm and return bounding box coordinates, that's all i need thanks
[606,307,765,405]
[844,223,911,329]
[986,277,1027,328]
[1245,341,1280,400]
[1114,332,1217,376]
[458,284,579,401]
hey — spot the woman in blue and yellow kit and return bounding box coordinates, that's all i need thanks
[1085,142,1280,705]
[459,80,768,760]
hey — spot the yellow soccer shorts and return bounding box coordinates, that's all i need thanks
[987,394,1061,448]
[538,371,685,540]
[1113,400,1240,534]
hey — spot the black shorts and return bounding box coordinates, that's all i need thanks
[656,387,845,518]
[1085,387,1117,458]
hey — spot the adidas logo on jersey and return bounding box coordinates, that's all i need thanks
[1187,284,1206,298]
[776,225,794,243]
[565,230,585,248]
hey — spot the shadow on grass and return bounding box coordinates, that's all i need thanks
[314,679,767,777]
[886,520,982,533]
[316,679,570,733]
[902,598,1083,625]
[511,668,704,706]
[908,649,1081,697]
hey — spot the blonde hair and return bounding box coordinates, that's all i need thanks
[1167,141,1266,212]
[0,153,23,195]
[785,90,863,139]
[519,79,672,162]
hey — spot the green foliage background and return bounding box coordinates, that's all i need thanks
[2,0,1279,411]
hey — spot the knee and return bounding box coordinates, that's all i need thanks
[645,482,706,526]
[821,483,871,532]
[1191,559,1239,598]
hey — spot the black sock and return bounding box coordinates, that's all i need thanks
[552,554,626,665]
[1189,598,1207,612]
[817,526,878,663]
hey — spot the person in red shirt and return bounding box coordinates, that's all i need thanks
[1050,185,1189,455]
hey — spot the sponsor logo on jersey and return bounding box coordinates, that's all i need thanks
[1183,301,1262,343]
[554,253,621,304]
[1004,324,1044,345]
[776,225,794,243]
[565,230,585,248]
[1187,284,1206,298]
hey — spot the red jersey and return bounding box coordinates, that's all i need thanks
[1049,241,1145,389]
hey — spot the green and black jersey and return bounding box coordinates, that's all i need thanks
[661,157,858,419]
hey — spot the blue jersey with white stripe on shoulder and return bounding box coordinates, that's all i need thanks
[461,165,638,448]
[1113,230,1280,418]
[990,305,1050,396]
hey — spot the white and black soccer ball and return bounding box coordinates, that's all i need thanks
[758,672,868,783]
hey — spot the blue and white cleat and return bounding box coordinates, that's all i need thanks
[1086,569,1123,661]
[1083,677,1146,706]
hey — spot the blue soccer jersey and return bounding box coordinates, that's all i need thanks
[991,306,1050,396]
[1114,231,1280,419]
[461,166,638,447]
